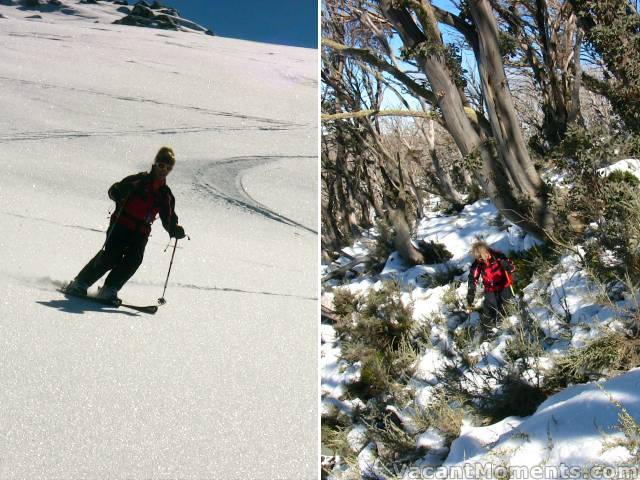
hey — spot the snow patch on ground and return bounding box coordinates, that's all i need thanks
[322,196,640,479]
[597,158,640,179]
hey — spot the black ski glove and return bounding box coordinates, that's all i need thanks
[500,258,514,272]
[109,180,139,202]
[170,225,186,239]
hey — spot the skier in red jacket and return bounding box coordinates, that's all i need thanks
[466,241,515,326]
[65,146,186,302]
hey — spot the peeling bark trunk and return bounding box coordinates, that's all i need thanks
[388,202,424,265]
[469,0,544,199]
[379,0,553,237]
[424,119,465,206]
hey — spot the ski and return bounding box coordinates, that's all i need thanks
[57,288,158,315]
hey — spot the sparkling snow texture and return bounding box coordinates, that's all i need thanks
[0,2,317,478]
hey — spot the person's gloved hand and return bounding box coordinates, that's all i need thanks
[171,225,186,239]
[500,258,513,272]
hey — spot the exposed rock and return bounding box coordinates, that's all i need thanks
[157,7,178,16]
[111,0,213,35]
[153,13,175,26]
[131,3,152,17]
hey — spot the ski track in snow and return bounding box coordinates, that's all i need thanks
[193,155,318,234]
[0,210,104,233]
[0,4,318,476]
[0,74,308,136]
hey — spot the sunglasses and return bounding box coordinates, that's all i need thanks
[155,162,173,171]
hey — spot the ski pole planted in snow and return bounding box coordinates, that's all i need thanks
[158,238,179,305]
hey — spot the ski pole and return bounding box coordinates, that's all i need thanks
[102,202,125,251]
[158,238,178,305]
[102,188,134,251]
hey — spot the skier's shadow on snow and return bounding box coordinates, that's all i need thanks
[37,299,140,317]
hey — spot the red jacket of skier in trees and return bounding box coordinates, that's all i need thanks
[466,241,515,323]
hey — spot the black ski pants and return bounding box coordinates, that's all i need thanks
[482,287,513,327]
[75,224,148,291]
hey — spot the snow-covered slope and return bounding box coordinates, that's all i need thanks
[0,3,317,478]
[322,198,640,479]
[444,368,640,477]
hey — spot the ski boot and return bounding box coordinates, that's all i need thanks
[65,279,88,296]
[96,285,122,306]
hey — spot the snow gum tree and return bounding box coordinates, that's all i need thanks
[490,0,584,152]
[569,0,640,135]
[323,0,556,240]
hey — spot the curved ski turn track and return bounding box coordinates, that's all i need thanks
[0,6,317,479]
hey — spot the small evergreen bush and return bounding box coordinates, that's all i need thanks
[338,282,417,401]
[417,240,454,264]
[546,333,640,390]
[371,219,394,267]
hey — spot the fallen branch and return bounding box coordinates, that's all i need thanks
[322,255,372,283]
[321,305,340,323]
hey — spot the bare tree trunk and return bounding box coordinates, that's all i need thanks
[387,201,424,265]
[334,140,360,238]
[424,119,465,206]
[380,1,549,236]
[365,164,386,221]
[379,0,555,235]
[469,0,544,200]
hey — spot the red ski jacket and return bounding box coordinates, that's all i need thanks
[108,172,179,238]
[466,249,515,304]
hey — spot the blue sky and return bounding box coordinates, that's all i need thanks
[158,1,318,48]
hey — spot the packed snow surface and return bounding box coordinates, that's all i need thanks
[444,369,640,477]
[0,3,317,478]
[596,158,640,179]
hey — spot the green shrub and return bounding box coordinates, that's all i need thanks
[332,289,359,340]
[607,169,640,186]
[508,244,558,294]
[482,375,548,422]
[503,318,545,365]
[412,395,464,442]
[487,213,509,231]
[546,333,640,390]
[547,126,640,281]
[356,283,414,350]
[322,424,353,459]
[417,240,454,264]
[338,282,417,402]
[364,414,421,465]
[429,266,465,288]
[333,289,359,318]
[441,281,465,312]
[598,384,640,463]
[371,219,394,266]
[435,360,549,425]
